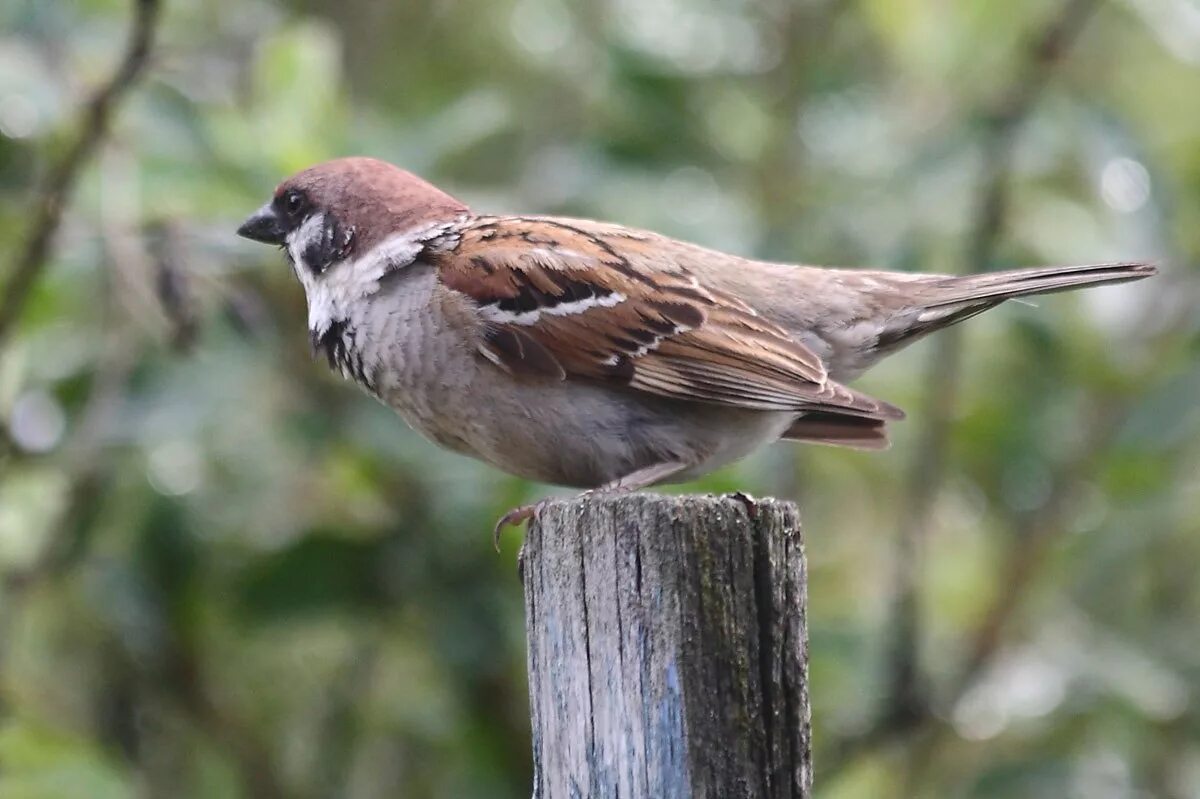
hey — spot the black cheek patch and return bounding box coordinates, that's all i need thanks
[301,215,354,275]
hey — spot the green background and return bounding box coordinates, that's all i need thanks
[1,0,1198,797]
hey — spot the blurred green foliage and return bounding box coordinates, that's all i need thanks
[1,0,1198,797]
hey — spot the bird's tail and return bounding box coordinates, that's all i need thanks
[876,261,1156,349]
[784,262,1154,451]
[921,262,1156,309]
[781,412,891,450]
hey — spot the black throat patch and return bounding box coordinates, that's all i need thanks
[311,319,375,393]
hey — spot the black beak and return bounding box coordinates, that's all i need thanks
[237,203,286,245]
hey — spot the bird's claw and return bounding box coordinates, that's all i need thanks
[493,503,538,552]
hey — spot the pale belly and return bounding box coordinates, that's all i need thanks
[386,369,796,488]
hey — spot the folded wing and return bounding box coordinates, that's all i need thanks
[432,215,904,422]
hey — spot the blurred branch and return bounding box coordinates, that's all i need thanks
[848,0,1103,767]
[0,0,162,353]
[148,220,201,354]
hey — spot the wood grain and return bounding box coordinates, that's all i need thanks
[522,493,811,798]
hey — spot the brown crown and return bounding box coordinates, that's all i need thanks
[277,157,470,252]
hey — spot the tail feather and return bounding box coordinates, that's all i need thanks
[787,261,1155,441]
[873,262,1156,350]
[922,262,1156,310]
[782,413,891,451]
[783,262,1154,449]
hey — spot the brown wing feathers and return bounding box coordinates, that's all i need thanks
[435,216,901,422]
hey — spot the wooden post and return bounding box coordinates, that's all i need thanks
[521,493,812,799]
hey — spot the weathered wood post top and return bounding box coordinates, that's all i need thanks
[521,492,812,799]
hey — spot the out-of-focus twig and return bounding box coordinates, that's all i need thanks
[834,0,1102,772]
[0,0,162,353]
[147,219,201,353]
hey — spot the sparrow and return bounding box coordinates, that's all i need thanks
[237,157,1155,540]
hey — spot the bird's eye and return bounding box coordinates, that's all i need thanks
[283,191,305,215]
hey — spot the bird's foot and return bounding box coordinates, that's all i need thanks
[494,485,624,551]
[493,502,541,552]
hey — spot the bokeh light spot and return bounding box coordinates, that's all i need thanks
[8,390,66,453]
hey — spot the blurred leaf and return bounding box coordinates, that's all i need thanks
[0,721,134,799]
[235,532,391,623]
[253,20,344,170]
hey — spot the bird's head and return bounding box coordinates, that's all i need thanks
[237,157,469,338]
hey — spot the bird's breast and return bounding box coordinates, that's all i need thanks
[332,267,486,455]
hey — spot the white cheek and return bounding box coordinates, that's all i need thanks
[285,213,332,333]
[288,222,444,337]
[287,212,325,267]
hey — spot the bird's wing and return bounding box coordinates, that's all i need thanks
[431,215,903,420]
